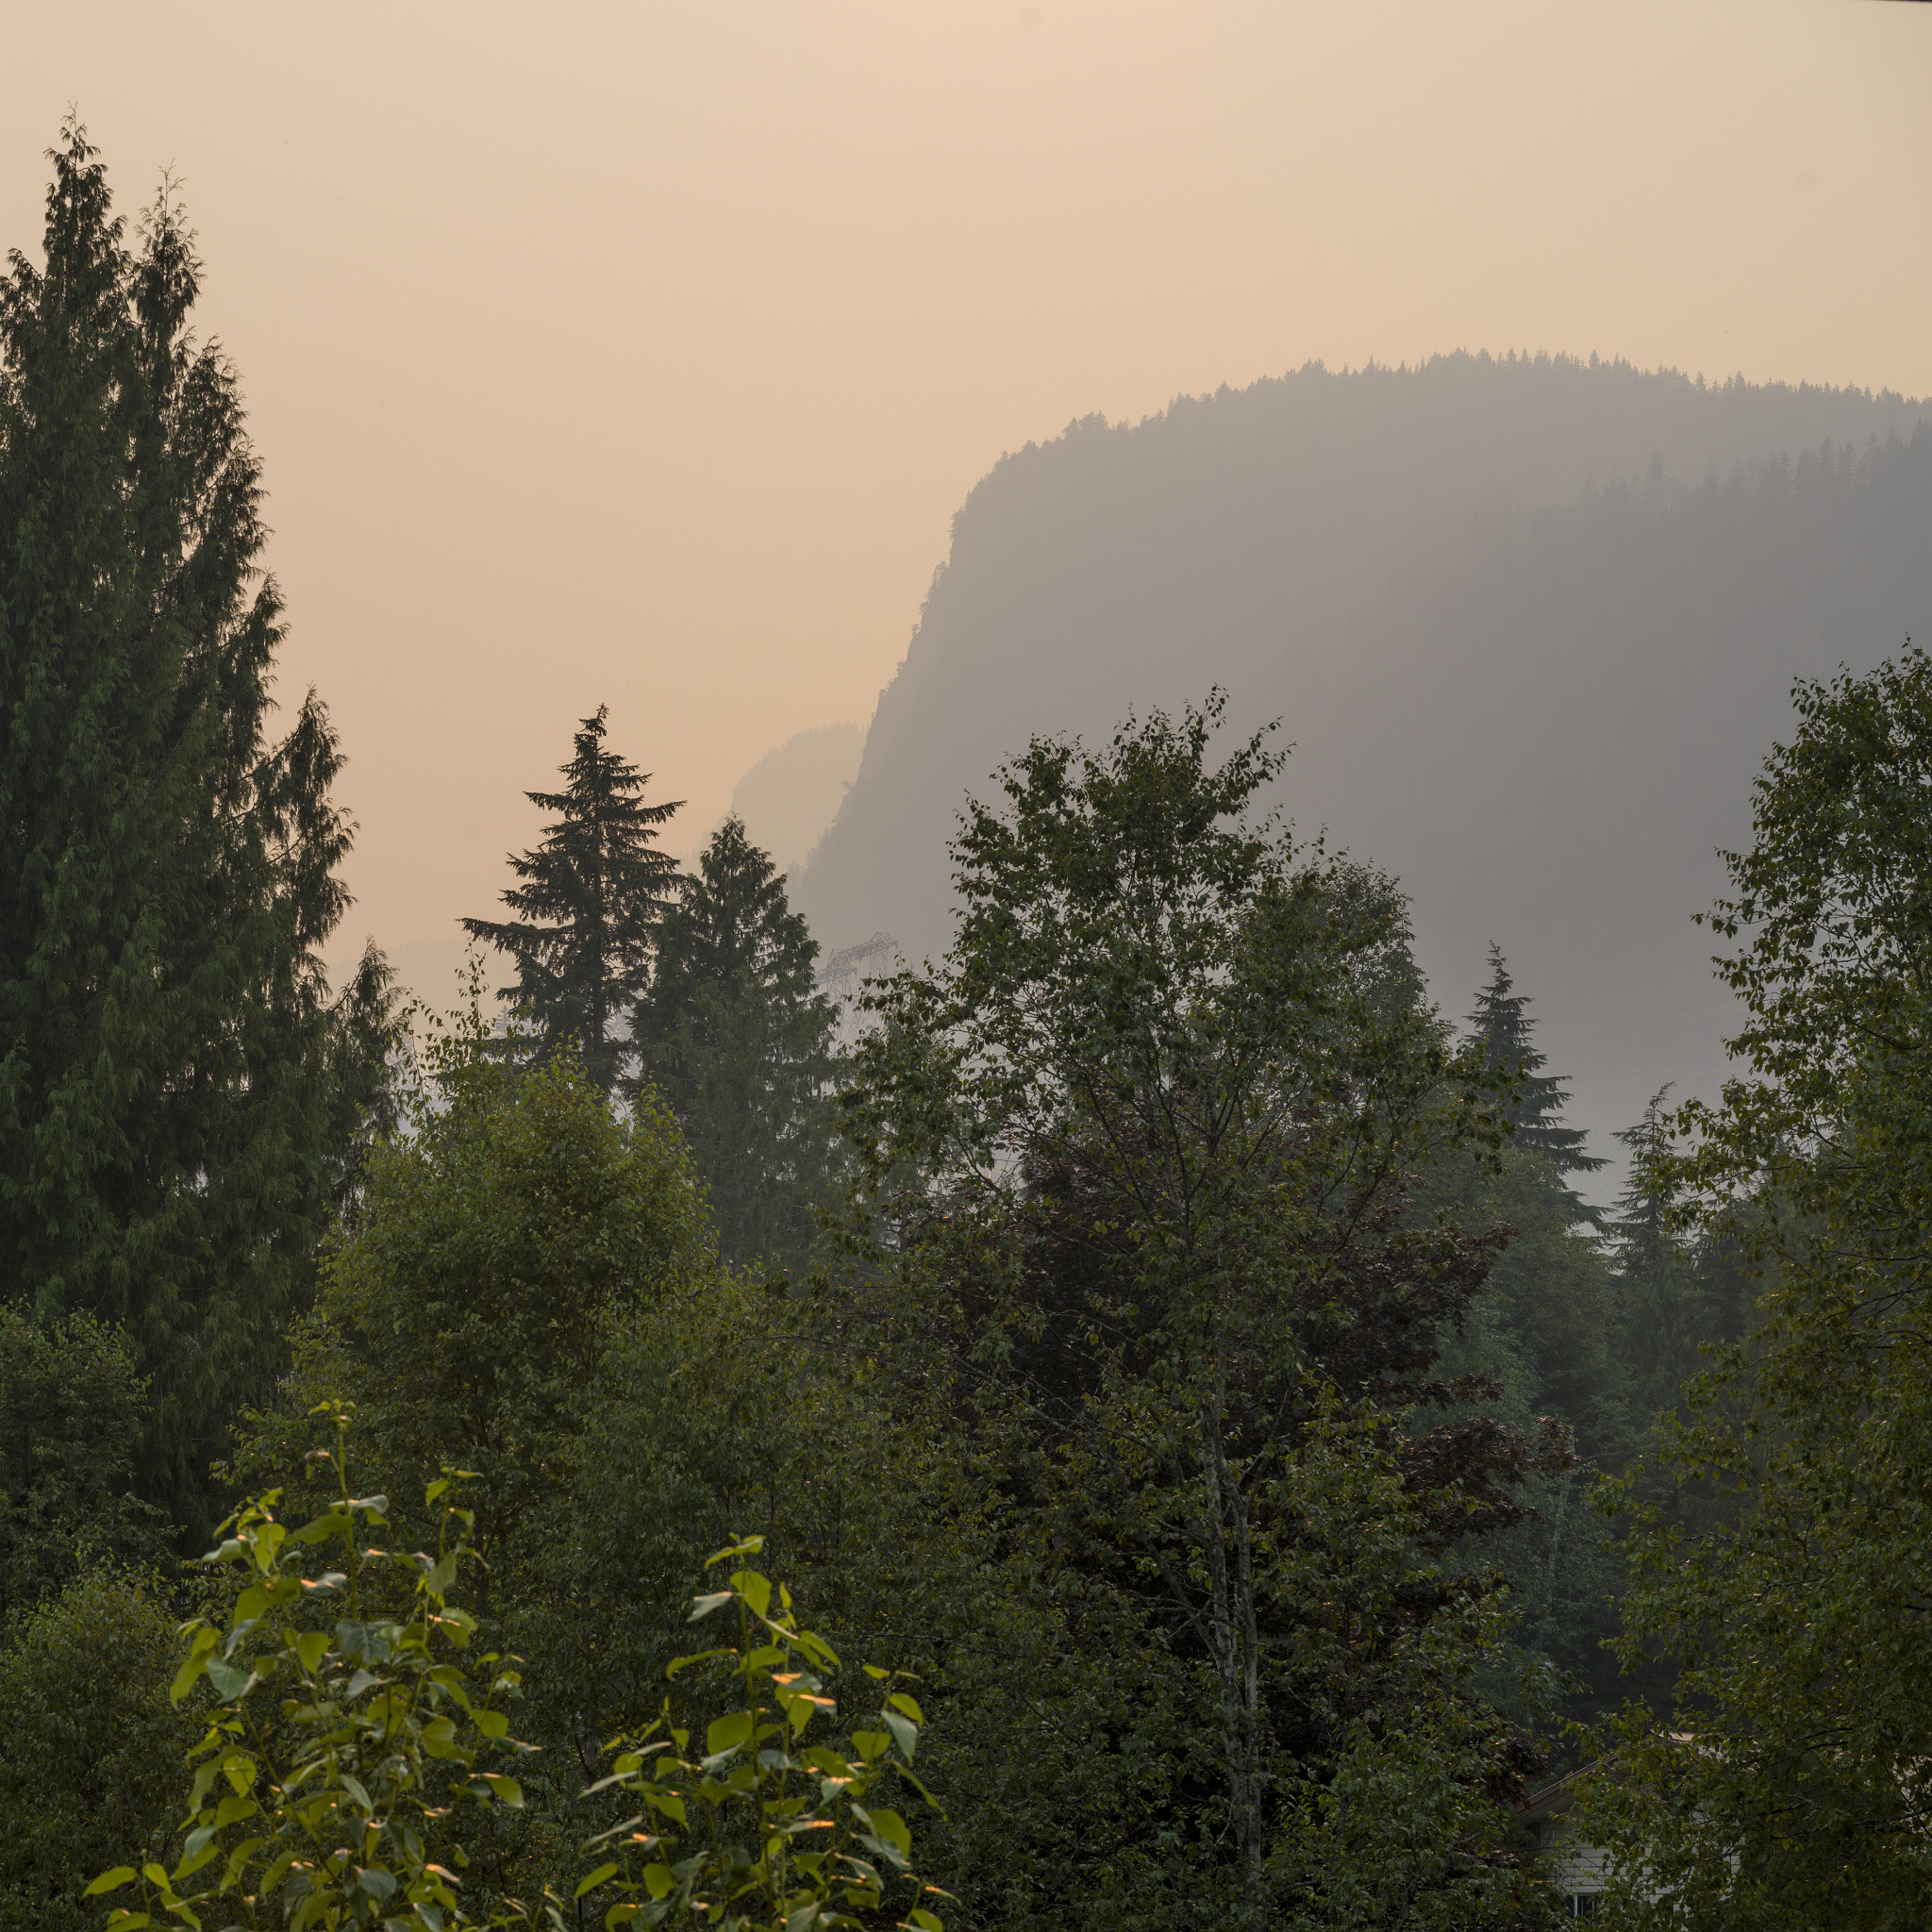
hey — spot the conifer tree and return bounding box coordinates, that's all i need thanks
[1465,943,1604,1174]
[1606,1084,1724,1421]
[0,124,392,1535]
[462,707,680,1093]
[632,815,841,1273]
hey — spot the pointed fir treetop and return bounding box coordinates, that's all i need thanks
[649,814,824,1015]
[631,815,842,1273]
[462,707,680,1092]
[1607,1083,1676,1273]
[1464,943,1605,1174]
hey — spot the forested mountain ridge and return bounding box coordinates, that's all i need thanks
[792,352,1932,1173]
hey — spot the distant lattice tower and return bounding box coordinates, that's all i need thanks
[818,930,902,1041]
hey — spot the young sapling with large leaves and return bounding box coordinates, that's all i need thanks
[87,1405,531,1932]
[570,1536,946,1932]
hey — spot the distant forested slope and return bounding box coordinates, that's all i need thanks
[792,353,1932,1174]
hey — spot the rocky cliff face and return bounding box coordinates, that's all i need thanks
[792,353,1932,1181]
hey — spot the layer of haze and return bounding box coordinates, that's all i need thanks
[791,358,1932,1198]
[6,4,1931,1039]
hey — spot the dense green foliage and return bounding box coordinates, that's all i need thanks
[0,1310,170,1616]
[632,815,843,1274]
[1582,645,1932,1928]
[0,123,392,1536]
[464,708,681,1093]
[0,1569,200,1932]
[1422,1138,1627,1733]
[836,698,1562,1925]
[234,1030,711,1585]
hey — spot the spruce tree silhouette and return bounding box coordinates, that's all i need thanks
[1464,945,1605,1174]
[631,815,841,1274]
[464,708,680,1092]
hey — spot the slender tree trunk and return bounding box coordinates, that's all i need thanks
[1199,1372,1266,1910]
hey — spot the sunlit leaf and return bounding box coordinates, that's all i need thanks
[575,1862,620,1898]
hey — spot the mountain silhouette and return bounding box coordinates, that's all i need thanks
[792,352,1932,1183]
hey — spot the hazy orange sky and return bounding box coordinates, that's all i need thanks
[7,2,1930,977]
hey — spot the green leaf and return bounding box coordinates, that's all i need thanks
[204,1659,250,1701]
[667,1647,727,1677]
[732,1569,773,1618]
[212,1792,258,1829]
[169,1655,209,1707]
[887,1692,924,1724]
[295,1630,330,1674]
[175,1832,218,1879]
[688,1591,735,1622]
[908,1911,944,1931]
[881,1709,918,1760]
[861,1807,910,1856]
[219,1836,264,1890]
[85,1868,139,1897]
[483,1774,524,1807]
[291,1509,348,1546]
[790,1631,840,1669]
[706,1709,754,1757]
[187,1763,220,1815]
[575,1862,620,1899]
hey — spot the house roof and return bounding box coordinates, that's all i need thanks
[1518,1764,1594,1825]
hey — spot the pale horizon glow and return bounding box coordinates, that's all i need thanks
[6,1,1930,984]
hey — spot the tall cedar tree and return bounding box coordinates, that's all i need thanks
[0,125,391,1536]
[632,815,841,1274]
[463,707,679,1093]
[1465,944,1604,1175]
